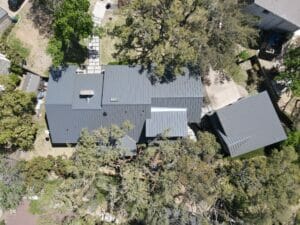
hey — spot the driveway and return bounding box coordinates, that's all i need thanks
[0,0,29,17]
[205,68,248,111]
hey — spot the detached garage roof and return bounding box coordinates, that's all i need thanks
[21,73,41,93]
[215,91,287,156]
[146,108,188,137]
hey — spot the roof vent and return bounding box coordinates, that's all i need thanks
[80,89,95,97]
[110,97,118,102]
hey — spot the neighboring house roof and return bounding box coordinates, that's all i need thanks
[214,91,286,156]
[0,53,10,75]
[146,108,188,137]
[0,7,8,20]
[21,72,41,93]
[255,0,300,27]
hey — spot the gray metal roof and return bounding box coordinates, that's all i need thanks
[0,7,7,20]
[102,65,203,105]
[102,65,152,105]
[255,0,300,27]
[21,72,41,93]
[146,109,188,137]
[72,74,103,109]
[46,66,77,105]
[0,53,10,75]
[118,135,137,156]
[46,65,202,144]
[215,91,287,156]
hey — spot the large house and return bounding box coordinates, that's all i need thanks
[45,66,203,149]
[209,91,287,157]
[245,0,300,32]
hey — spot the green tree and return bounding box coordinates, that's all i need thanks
[216,146,300,224]
[0,85,37,150]
[0,157,26,210]
[111,0,257,77]
[48,0,93,66]
[277,47,300,96]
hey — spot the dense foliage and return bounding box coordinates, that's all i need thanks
[0,76,37,151]
[0,157,26,210]
[7,128,297,225]
[0,26,30,74]
[47,0,93,66]
[277,47,300,96]
[111,0,257,78]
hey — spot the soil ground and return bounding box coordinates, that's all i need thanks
[204,68,249,110]
[9,103,75,161]
[8,1,52,76]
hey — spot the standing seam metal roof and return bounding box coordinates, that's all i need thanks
[215,91,287,156]
[255,0,300,27]
[146,110,188,137]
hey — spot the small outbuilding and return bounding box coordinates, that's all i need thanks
[21,72,41,93]
[0,53,10,75]
[210,91,287,157]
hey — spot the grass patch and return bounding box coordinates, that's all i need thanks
[29,180,61,215]
[227,64,248,86]
[7,35,30,59]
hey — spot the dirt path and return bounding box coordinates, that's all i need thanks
[204,68,249,110]
[3,200,38,225]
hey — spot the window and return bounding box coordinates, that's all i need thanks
[103,112,107,116]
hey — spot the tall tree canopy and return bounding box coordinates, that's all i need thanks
[48,0,93,66]
[112,0,257,77]
[277,47,300,96]
[0,76,37,151]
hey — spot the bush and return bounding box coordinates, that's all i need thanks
[237,50,250,61]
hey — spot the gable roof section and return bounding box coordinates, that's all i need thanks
[118,135,137,156]
[72,74,103,109]
[215,91,287,156]
[146,108,188,137]
[46,66,77,105]
[151,68,203,98]
[102,65,152,105]
[102,65,203,105]
[21,72,41,93]
[255,0,300,27]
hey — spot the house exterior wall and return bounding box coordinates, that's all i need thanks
[151,97,202,123]
[245,3,298,32]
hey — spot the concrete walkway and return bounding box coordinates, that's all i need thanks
[87,36,101,73]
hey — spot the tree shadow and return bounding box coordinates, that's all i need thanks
[63,41,88,65]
